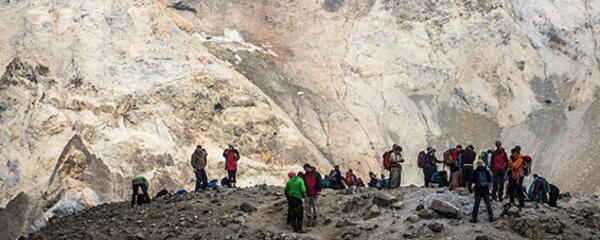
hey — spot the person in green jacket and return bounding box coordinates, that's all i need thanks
[284,171,306,233]
[191,145,208,192]
[131,176,150,207]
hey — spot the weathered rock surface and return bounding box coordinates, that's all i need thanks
[1,0,600,238]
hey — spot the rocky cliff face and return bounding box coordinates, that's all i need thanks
[0,0,599,238]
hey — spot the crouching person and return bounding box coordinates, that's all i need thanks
[131,176,151,207]
[470,160,494,223]
[285,171,307,233]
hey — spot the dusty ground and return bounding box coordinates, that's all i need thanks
[23,185,600,240]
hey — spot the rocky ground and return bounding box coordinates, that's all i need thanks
[24,185,600,240]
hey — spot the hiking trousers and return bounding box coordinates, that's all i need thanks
[131,183,150,207]
[305,195,317,223]
[508,177,525,207]
[227,170,237,186]
[423,167,436,187]
[472,192,493,221]
[195,169,208,192]
[533,181,548,204]
[288,196,304,232]
[389,166,402,188]
[449,170,459,190]
[491,170,505,201]
[461,166,474,193]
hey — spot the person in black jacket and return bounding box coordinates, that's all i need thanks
[470,160,494,223]
[424,147,443,187]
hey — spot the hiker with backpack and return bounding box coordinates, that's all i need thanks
[388,145,404,188]
[223,143,240,188]
[422,147,443,187]
[470,160,494,223]
[528,174,550,204]
[490,140,509,202]
[285,171,306,233]
[444,146,461,190]
[131,176,151,207]
[345,169,357,187]
[301,164,322,227]
[461,145,477,193]
[368,172,384,189]
[191,145,208,192]
[507,147,525,208]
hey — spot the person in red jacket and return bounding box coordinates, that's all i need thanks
[302,164,322,227]
[345,169,357,186]
[461,145,477,193]
[490,140,509,201]
[223,143,240,187]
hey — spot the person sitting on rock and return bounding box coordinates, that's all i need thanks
[470,160,494,223]
[285,171,306,233]
[131,176,151,207]
[328,165,346,189]
[356,178,365,187]
[368,172,382,189]
[431,170,448,187]
[528,174,550,204]
[223,143,240,188]
[345,169,357,187]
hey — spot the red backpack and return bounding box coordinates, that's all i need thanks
[523,155,532,176]
[417,151,427,168]
[346,172,356,186]
[383,151,392,170]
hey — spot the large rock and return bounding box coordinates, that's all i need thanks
[372,193,397,208]
[429,200,461,219]
[363,204,381,220]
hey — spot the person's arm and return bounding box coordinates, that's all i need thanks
[131,191,136,207]
[284,181,290,196]
[434,155,443,164]
[300,179,307,198]
[234,150,240,161]
[223,150,228,158]
[191,154,197,170]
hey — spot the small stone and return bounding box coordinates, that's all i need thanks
[391,201,404,209]
[339,227,361,239]
[336,219,353,228]
[239,202,257,212]
[427,222,444,232]
[418,209,436,219]
[406,215,420,223]
[415,204,425,211]
[475,236,489,240]
[364,204,381,220]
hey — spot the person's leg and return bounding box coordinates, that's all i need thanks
[289,197,299,231]
[389,168,398,188]
[517,177,525,207]
[484,193,494,221]
[131,184,139,207]
[298,199,304,231]
[141,184,150,204]
[195,170,201,192]
[472,194,481,221]
[508,178,515,204]
[227,170,234,187]
[232,170,237,187]
[498,172,505,201]
[465,167,473,193]
[398,167,402,186]
[491,171,499,201]
[424,169,430,187]
[459,168,466,188]
[286,196,292,225]
[200,169,208,191]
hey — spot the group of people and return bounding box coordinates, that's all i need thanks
[411,140,560,223]
[129,140,563,233]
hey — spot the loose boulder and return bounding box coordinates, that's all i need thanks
[372,193,397,208]
[429,199,460,219]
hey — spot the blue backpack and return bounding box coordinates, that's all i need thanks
[476,171,488,188]
[208,179,218,188]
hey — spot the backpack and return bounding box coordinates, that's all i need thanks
[417,151,427,168]
[346,172,356,186]
[523,156,532,176]
[476,170,489,188]
[383,151,392,170]
[208,179,218,188]
[443,150,455,165]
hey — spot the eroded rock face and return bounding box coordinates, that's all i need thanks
[0,0,599,237]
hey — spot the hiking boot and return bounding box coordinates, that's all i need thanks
[470,218,478,223]
[489,217,496,222]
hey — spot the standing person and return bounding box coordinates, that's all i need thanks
[302,164,322,227]
[285,171,306,233]
[445,146,460,190]
[461,145,477,193]
[345,169,357,187]
[223,143,240,188]
[191,145,208,192]
[389,146,404,188]
[507,147,525,208]
[131,176,151,207]
[424,147,442,187]
[470,160,494,223]
[490,140,509,202]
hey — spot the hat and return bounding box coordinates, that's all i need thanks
[288,171,296,178]
[228,143,235,147]
[488,148,495,153]
[449,146,456,150]
[427,146,435,153]
[303,163,311,169]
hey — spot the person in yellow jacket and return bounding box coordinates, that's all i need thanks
[507,147,525,208]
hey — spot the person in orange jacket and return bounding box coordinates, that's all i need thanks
[507,147,525,208]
